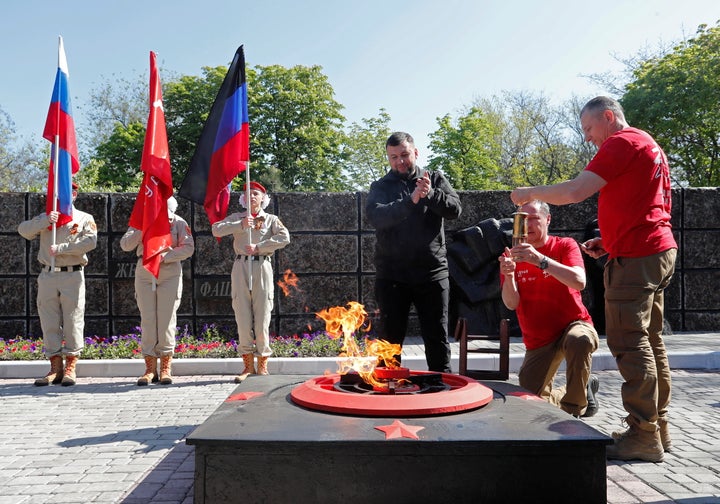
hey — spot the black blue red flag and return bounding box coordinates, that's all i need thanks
[179,45,249,225]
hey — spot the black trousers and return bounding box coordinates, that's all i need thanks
[374,277,452,372]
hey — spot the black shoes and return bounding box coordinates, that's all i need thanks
[582,374,600,418]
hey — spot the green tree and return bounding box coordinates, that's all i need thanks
[478,92,588,188]
[79,73,147,160]
[87,65,231,192]
[93,121,145,191]
[248,64,346,191]
[79,70,149,191]
[341,109,391,190]
[427,106,503,190]
[164,66,227,186]
[621,22,720,186]
[559,95,599,170]
[0,107,46,191]
[89,63,349,192]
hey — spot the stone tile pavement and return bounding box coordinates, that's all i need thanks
[0,333,718,503]
[0,376,235,504]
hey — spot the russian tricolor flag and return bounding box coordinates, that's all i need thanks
[43,36,79,226]
[179,45,249,225]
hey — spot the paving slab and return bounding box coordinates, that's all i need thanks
[0,333,718,503]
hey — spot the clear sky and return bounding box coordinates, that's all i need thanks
[3,0,719,167]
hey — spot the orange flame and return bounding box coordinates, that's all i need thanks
[315,301,401,389]
[316,301,368,339]
[366,338,401,369]
[277,269,300,296]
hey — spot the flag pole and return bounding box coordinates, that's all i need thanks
[246,163,252,292]
[244,45,252,292]
[51,136,59,270]
[50,35,62,270]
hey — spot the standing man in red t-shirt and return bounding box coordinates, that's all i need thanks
[511,96,677,463]
[499,200,600,418]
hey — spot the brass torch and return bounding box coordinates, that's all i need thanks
[512,211,528,247]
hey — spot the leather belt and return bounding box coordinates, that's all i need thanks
[43,265,83,272]
[236,255,270,261]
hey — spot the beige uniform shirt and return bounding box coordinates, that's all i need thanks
[120,214,195,263]
[18,208,98,267]
[211,209,290,256]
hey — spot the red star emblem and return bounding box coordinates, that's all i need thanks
[374,420,424,440]
[225,391,264,402]
[507,391,544,401]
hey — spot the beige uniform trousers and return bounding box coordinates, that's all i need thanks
[518,320,599,416]
[37,269,86,357]
[231,256,274,356]
[135,260,182,357]
[604,248,677,432]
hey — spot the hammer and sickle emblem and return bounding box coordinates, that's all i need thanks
[144,175,160,196]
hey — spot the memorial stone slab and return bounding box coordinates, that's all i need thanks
[0,278,26,316]
[279,192,357,232]
[0,235,26,275]
[0,193,26,232]
[281,234,357,273]
[684,187,718,228]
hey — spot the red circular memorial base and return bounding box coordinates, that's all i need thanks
[290,371,494,417]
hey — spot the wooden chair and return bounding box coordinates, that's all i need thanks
[454,317,510,380]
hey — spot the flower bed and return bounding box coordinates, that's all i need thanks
[0,324,367,360]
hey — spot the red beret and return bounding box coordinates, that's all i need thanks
[72,182,79,190]
[243,181,267,193]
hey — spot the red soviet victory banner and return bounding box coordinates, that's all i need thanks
[128,51,173,278]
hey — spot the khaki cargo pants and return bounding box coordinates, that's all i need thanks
[604,248,677,432]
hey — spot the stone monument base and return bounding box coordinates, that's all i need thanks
[187,375,611,504]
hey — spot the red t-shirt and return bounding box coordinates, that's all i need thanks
[585,127,677,258]
[501,235,593,350]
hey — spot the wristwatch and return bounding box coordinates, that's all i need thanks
[539,256,549,270]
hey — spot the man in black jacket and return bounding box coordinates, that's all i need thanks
[366,132,462,372]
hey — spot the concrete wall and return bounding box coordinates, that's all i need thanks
[2,188,717,339]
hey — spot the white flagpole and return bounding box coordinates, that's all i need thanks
[51,136,59,270]
[245,164,252,292]
[50,35,62,270]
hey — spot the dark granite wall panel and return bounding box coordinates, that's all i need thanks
[1,188,713,338]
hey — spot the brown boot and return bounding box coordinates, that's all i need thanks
[658,416,672,451]
[61,355,79,386]
[137,355,158,386]
[613,416,672,452]
[234,354,255,383]
[34,355,64,386]
[611,418,631,440]
[257,356,269,375]
[606,423,664,462]
[159,355,173,385]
